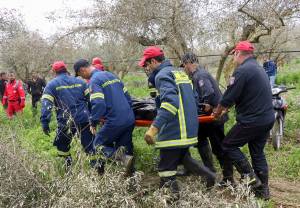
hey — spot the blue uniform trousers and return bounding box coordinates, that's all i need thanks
[93,123,135,158]
[222,122,274,173]
[54,122,94,156]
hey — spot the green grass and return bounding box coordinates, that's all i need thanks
[1,64,300,207]
[1,65,300,180]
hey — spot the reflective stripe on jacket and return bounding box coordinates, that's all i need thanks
[152,60,198,149]
[40,73,90,128]
[89,70,134,127]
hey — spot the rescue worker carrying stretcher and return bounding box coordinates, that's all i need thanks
[2,71,26,118]
[139,46,216,199]
[73,59,135,176]
[181,52,234,186]
[40,61,94,170]
[213,41,275,200]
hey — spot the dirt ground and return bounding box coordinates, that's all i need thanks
[141,175,300,207]
[270,178,300,208]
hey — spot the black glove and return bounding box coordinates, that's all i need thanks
[43,126,50,136]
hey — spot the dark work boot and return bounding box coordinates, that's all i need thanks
[160,176,180,201]
[198,144,217,173]
[255,171,270,200]
[96,160,105,175]
[218,157,235,187]
[64,156,72,172]
[89,158,105,175]
[234,159,261,189]
[182,153,216,188]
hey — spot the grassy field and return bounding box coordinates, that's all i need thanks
[0,61,300,207]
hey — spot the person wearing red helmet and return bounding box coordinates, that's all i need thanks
[139,46,215,199]
[2,71,26,119]
[40,61,94,171]
[213,41,274,200]
[92,57,105,71]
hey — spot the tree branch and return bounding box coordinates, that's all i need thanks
[238,7,270,31]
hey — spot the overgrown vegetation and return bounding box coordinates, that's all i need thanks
[1,62,300,207]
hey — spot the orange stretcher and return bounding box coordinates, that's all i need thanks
[134,115,215,127]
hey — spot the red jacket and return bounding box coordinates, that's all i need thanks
[2,80,25,104]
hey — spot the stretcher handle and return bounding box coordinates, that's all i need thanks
[134,115,215,127]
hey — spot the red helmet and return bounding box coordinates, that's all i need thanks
[92,57,104,70]
[52,61,67,72]
[92,57,103,65]
[138,46,164,67]
[230,41,255,54]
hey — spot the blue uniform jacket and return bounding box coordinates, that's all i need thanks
[89,70,134,127]
[263,60,277,76]
[221,57,275,126]
[151,60,198,149]
[40,73,90,129]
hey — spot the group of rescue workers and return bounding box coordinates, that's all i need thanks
[0,71,46,118]
[1,41,274,201]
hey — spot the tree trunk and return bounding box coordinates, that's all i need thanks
[216,54,228,83]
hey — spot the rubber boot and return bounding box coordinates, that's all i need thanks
[182,153,216,188]
[234,159,261,188]
[255,171,270,200]
[218,157,235,187]
[198,144,216,173]
[160,176,180,201]
[114,146,134,176]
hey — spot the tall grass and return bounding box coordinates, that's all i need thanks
[2,63,300,207]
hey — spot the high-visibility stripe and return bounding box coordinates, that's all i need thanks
[178,89,187,140]
[84,88,89,96]
[42,94,54,102]
[161,102,177,115]
[172,70,190,83]
[158,171,177,177]
[176,80,192,85]
[57,150,70,156]
[155,137,198,148]
[101,79,120,88]
[123,87,128,93]
[90,92,105,100]
[149,88,157,93]
[56,84,82,90]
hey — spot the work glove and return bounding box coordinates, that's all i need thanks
[20,99,25,108]
[144,125,158,145]
[90,126,97,135]
[42,126,50,136]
